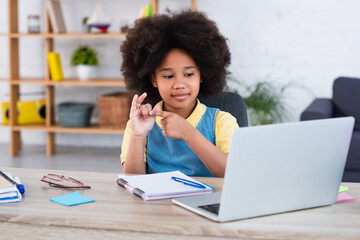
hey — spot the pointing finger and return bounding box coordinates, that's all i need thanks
[149,105,161,116]
[152,110,172,118]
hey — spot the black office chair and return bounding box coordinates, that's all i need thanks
[198,91,248,127]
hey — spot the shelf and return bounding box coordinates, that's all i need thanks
[11,78,125,86]
[0,78,9,82]
[11,124,125,134]
[48,78,125,86]
[9,33,127,38]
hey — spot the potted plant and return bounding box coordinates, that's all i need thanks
[227,77,293,126]
[70,45,99,80]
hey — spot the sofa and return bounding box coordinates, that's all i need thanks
[300,77,360,182]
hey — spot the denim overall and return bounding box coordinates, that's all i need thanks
[146,107,218,177]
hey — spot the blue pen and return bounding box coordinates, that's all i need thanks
[14,177,25,194]
[171,176,206,189]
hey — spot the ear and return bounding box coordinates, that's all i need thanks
[151,74,158,88]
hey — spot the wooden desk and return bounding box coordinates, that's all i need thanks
[1,168,359,240]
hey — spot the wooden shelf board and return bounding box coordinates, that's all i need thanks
[11,124,124,134]
[11,78,125,86]
[9,33,126,38]
[11,79,46,84]
[48,124,125,134]
[49,78,126,86]
[0,78,9,82]
[11,124,47,131]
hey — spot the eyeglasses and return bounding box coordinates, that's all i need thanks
[41,174,91,188]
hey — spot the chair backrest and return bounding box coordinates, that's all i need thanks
[333,77,360,131]
[198,91,248,127]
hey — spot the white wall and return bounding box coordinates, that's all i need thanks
[1,0,360,147]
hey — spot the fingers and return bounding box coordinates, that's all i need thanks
[137,92,147,108]
[130,94,139,112]
[151,109,172,118]
[139,103,153,120]
[130,92,148,117]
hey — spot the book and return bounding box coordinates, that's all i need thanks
[138,4,152,19]
[0,172,22,203]
[46,0,66,33]
[117,171,214,201]
[47,52,64,81]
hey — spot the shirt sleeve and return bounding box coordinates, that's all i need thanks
[120,120,132,165]
[120,120,147,165]
[215,111,239,153]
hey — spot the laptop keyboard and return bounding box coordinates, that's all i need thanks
[198,203,220,215]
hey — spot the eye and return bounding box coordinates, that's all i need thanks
[163,75,173,79]
[185,73,194,77]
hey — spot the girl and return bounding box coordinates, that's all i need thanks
[120,10,239,177]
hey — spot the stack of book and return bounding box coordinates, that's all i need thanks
[138,4,153,19]
[0,171,22,203]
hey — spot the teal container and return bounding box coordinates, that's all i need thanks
[58,102,94,127]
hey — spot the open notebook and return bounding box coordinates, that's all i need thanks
[117,171,213,201]
[0,172,22,203]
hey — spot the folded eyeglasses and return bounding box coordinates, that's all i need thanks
[41,174,91,188]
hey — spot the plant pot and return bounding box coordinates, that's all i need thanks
[76,65,95,80]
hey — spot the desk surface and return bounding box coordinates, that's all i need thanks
[1,167,359,240]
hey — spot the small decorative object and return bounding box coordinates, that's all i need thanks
[27,15,40,33]
[87,0,111,33]
[70,45,99,80]
[82,16,90,33]
[2,99,46,125]
[119,20,129,34]
[98,92,133,129]
[58,102,94,127]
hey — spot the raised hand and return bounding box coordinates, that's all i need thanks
[152,110,195,141]
[129,93,159,137]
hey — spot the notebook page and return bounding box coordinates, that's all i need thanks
[118,171,212,196]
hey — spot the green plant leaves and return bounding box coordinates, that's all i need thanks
[70,45,99,66]
[227,78,292,126]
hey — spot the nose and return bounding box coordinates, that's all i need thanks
[172,76,186,89]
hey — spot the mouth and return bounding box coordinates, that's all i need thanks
[171,93,190,100]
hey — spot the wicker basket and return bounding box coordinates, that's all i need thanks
[98,92,133,129]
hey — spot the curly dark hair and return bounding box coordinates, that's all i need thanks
[120,10,231,101]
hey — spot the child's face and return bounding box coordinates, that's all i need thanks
[152,48,201,117]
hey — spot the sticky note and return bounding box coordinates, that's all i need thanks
[336,192,355,203]
[339,186,348,193]
[50,191,95,206]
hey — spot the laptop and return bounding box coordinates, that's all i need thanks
[172,117,354,222]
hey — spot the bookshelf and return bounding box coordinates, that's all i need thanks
[5,0,197,157]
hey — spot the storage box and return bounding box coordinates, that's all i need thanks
[98,92,133,129]
[58,102,94,127]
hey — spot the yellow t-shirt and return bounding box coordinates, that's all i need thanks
[121,99,239,165]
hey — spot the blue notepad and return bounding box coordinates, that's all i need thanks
[50,191,95,206]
